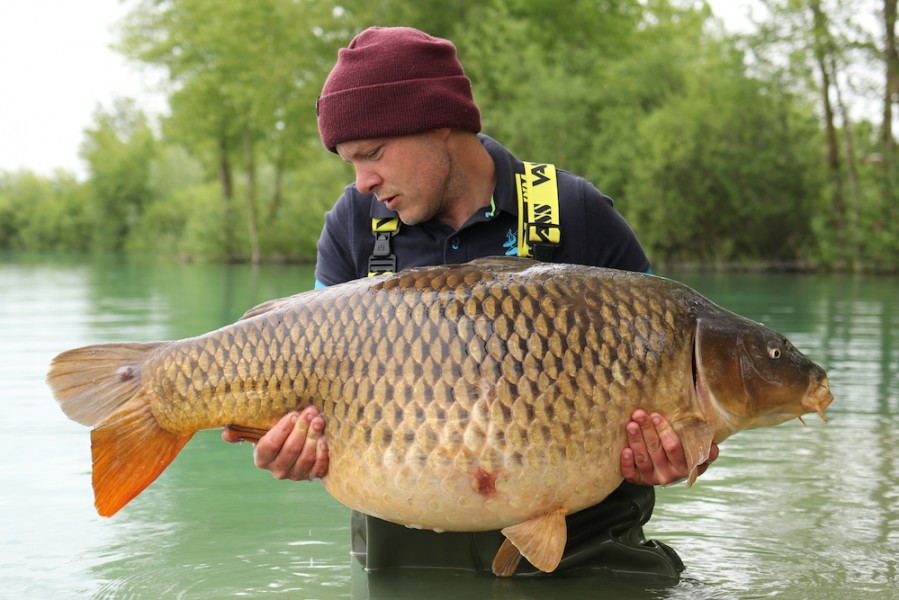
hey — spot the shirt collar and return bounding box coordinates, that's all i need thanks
[478,134,521,218]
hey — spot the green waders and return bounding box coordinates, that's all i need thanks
[351,481,683,579]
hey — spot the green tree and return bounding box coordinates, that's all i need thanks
[455,0,643,172]
[624,66,823,263]
[119,0,347,262]
[878,0,899,258]
[751,0,888,268]
[86,0,880,269]
[126,144,206,256]
[80,98,158,252]
[565,3,822,264]
[0,170,90,251]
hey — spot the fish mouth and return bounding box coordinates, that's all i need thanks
[801,374,833,423]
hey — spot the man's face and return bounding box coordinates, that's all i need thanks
[336,130,454,226]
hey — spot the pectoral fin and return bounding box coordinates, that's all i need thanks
[491,538,523,576]
[492,508,567,576]
[224,424,271,440]
[671,417,716,486]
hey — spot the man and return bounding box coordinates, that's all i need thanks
[223,26,718,578]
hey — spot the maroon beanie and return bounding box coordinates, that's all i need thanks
[316,27,482,152]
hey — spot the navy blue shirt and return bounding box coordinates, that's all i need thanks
[312,134,673,575]
[315,134,650,285]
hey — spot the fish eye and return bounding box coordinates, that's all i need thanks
[768,345,782,359]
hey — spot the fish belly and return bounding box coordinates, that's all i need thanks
[323,423,630,531]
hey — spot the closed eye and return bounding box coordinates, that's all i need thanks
[365,145,384,160]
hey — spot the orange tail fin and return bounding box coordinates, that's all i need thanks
[47,342,193,516]
[91,391,192,516]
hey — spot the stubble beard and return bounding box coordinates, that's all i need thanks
[401,147,457,227]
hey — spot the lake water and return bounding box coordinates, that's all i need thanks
[2,254,897,599]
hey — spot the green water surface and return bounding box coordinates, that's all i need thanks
[2,254,896,599]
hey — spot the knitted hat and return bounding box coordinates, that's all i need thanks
[316,27,481,152]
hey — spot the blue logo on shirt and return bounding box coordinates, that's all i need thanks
[504,230,517,256]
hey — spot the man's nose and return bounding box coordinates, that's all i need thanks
[355,167,381,195]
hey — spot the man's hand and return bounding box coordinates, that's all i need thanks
[620,408,719,486]
[221,406,330,481]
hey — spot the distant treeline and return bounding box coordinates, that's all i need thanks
[2,0,897,271]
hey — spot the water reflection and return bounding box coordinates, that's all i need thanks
[2,256,897,598]
[357,566,686,600]
[662,271,899,599]
[86,430,354,599]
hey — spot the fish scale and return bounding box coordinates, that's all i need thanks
[245,262,698,532]
[47,256,832,575]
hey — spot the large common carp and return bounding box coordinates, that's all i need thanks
[47,257,832,576]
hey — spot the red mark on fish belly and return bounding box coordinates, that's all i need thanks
[474,468,498,497]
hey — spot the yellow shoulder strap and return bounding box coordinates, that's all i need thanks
[516,162,560,260]
[368,217,400,276]
[367,163,560,275]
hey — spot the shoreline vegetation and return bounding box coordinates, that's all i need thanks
[6,250,895,278]
[657,260,898,275]
[2,1,898,273]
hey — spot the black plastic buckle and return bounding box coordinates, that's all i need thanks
[373,232,393,256]
[368,254,396,275]
[368,231,397,275]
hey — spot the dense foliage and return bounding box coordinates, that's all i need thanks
[2,0,896,271]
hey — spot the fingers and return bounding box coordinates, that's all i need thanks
[651,411,689,481]
[252,407,329,481]
[620,446,641,484]
[621,409,692,486]
[289,409,326,478]
[310,436,330,479]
